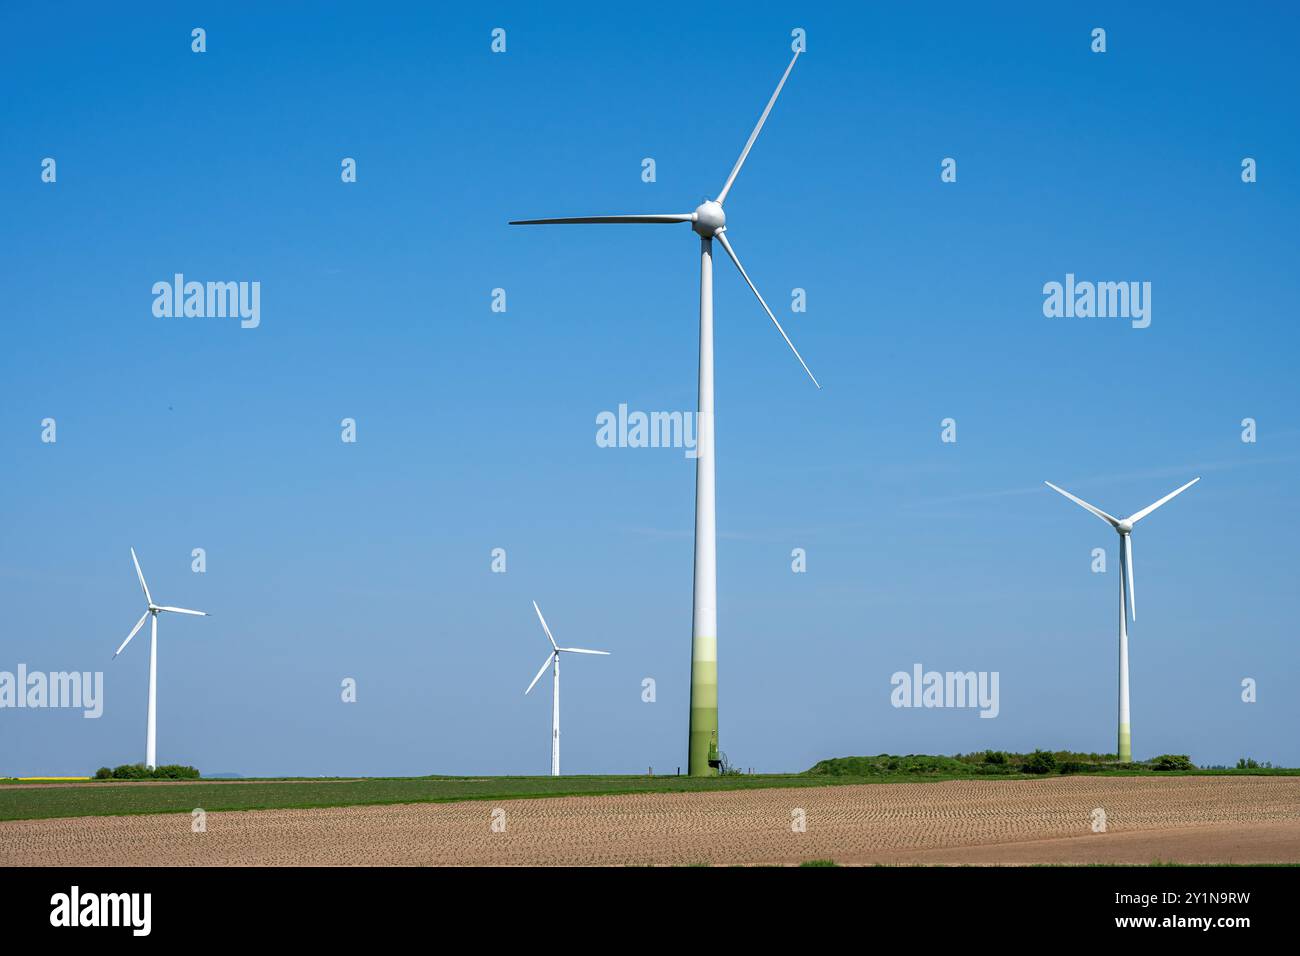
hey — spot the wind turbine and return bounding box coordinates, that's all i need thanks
[1044,478,1199,762]
[524,601,609,776]
[510,48,819,775]
[112,548,209,769]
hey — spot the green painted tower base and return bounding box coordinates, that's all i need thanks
[1118,723,1132,762]
[688,640,719,776]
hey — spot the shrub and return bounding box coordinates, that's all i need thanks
[983,750,1007,765]
[153,764,201,780]
[1236,757,1260,770]
[1150,754,1195,772]
[1023,750,1057,774]
[93,767,113,780]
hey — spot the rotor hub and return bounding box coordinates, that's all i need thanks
[1117,522,1133,534]
[691,200,725,238]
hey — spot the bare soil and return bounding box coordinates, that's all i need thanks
[2,775,1297,866]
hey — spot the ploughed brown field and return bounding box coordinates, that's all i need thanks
[3,775,1298,866]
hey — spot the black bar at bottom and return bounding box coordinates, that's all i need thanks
[3,865,1289,940]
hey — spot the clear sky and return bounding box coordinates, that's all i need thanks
[2,2,1297,776]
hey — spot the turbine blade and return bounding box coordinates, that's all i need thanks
[716,49,801,205]
[130,547,152,605]
[1043,482,1120,527]
[1124,534,1136,621]
[714,230,820,388]
[157,606,208,616]
[509,214,695,225]
[114,612,149,658]
[558,647,610,656]
[1125,477,1200,525]
[525,654,554,695]
[532,601,558,649]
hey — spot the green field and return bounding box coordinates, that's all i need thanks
[0,774,847,821]
[2,754,1293,823]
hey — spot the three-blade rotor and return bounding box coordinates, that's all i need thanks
[524,602,610,694]
[113,549,209,658]
[508,48,819,388]
[1044,477,1200,621]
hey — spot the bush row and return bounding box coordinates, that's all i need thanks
[93,764,200,780]
[806,752,1200,776]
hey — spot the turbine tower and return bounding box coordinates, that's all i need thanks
[524,601,610,776]
[112,548,209,769]
[510,48,819,775]
[1045,478,1199,761]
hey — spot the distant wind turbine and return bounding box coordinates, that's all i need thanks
[1044,478,1199,761]
[524,601,609,776]
[510,48,819,775]
[112,548,209,769]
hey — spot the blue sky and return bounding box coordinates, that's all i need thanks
[2,2,1297,776]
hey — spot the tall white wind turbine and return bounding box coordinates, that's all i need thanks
[112,548,209,769]
[524,601,610,776]
[510,48,818,775]
[1044,477,1199,761]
